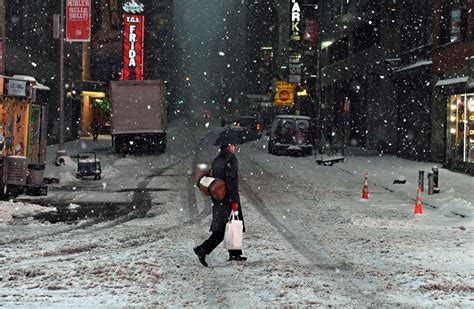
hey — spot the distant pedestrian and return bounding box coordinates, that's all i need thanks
[92,118,99,141]
[194,129,246,267]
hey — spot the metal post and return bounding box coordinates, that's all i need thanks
[427,171,434,195]
[418,170,424,191]
[432,165,440,193]
[56,0,66,159]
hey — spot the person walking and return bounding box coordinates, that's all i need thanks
[92,117,99,141]
[194,129,246,267]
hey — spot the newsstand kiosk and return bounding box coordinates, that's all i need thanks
[0,75,50,198]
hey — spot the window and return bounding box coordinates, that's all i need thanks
[329,36,348,63]
[401,0,433,52]
[447,94,474,163]
[341,0,349,15]
[440,0,467,44]
[332,0,348,20]
[353,20,380,53]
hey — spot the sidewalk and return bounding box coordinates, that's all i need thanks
[43,136,113,184]
[338,155,473,218]
[247,137,473,219]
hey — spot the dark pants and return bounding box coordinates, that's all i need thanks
[200,230,242,256]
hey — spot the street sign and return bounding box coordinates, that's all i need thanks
[275,81,296,107]
[65,0,91,42]
[7,79,27,97]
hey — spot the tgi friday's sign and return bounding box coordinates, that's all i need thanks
[122,1,145,80]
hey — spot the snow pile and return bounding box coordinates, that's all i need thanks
[44,155,78,183]
[0,201,57,224]
[436,196,473,221]
[113,158,137,166]
[102,165,119,178]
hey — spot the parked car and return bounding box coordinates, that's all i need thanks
[220,114,234,127]
[233,115,261,142]
[267,115,314,156]
[234,115,261,134]
[203,110,211,121]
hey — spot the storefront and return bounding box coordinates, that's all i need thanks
[446,93,474,165]
[434,75,474,175]
[71,81,109,138]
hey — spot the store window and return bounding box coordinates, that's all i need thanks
[440,0,467,44]
[447,94,474,163]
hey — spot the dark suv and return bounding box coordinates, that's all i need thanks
[235,116,261,135]
[268,115,314,156]
[232,115,262,142]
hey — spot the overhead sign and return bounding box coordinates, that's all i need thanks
[289,53,302,84]
[290,0,301,41]
[123,0,144,14]
[66,0,91,42]
[122,14,145,80]
[275,81,296,107]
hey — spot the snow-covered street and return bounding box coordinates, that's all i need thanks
[0,119,473,307]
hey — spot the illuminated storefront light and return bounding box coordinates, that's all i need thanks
[447,94,474,163]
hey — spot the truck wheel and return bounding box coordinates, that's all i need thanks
[158,143,166,153]
[114,142,121,154]
[114,136,123,154]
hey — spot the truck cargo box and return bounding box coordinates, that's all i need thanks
[110,80,167,153]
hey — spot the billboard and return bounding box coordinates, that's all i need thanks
[122,14,144,80]
[66,0,91,42]
[275,81,296,107]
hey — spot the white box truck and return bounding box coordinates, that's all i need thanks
[110,80,167,153]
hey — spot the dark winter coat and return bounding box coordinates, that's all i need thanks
[209,148,245,232]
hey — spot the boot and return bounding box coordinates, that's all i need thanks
[193,246,208,267]
[228,255,247,262]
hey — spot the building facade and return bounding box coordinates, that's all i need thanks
[432,0,474,174]
[391,0,433,161]
[2,0,176,141]
[317,0,399,152]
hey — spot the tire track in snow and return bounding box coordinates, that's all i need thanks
[0,155,189,246]
[239,154,385,306]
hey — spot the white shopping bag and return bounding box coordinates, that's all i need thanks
[223,212,243,250]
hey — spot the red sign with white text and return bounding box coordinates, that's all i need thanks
[66,0,91,42]
[122,14,144,80]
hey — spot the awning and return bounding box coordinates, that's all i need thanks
[394,60,432,73]
[435,76,469,87]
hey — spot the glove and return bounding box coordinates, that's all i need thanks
[231,202,238,212]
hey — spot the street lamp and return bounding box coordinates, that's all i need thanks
[56,0,66,159]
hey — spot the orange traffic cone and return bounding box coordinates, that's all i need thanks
[414,185,423,215]
[361,172,369,199]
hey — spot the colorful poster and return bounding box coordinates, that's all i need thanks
[66,0,91,42]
